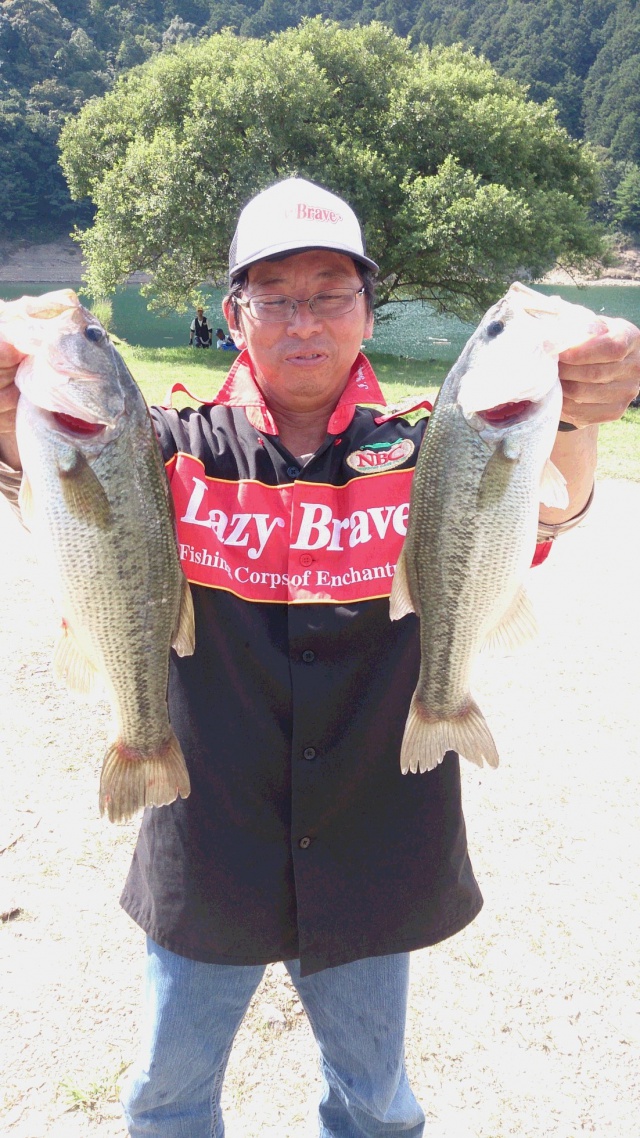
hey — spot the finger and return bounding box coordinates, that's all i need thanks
[0,380,19,415]
[0,405,17,436]
[559,375,637,404]
[558,361,625,386]
[561,387,634,427]
[558,317,639,366]
[559,354,640,404]
[560,362,640,411]
[0,341,26,370]
[0,364,20,393]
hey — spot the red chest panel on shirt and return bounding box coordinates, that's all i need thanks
[169,452,413,604]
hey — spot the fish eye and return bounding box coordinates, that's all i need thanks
[85,325,105,343]
[486,320,505,338]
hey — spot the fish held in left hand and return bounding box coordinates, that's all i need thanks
[1,289,195,822]
[390,282,602,776]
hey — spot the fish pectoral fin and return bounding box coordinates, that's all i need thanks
[53,621,101,695]
[57,449,113,529]
[482,585,538,654]
[99,731,191,823]
[389,547,416,620]
[400,694,499,774]
[172,576,196,658]
[18,474,35,529]
[540,458,569,509]
[477,438,519,509]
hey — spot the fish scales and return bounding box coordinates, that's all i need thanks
[20,366,176,746]
[3,289,195,822]
[407,385,546,715]
[390,282,599,775]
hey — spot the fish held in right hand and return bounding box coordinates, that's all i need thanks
[3,289,195,823]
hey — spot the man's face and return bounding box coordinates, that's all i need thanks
[197,309,204,318]
[224,250,373,416]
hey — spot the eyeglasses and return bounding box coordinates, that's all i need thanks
[235,287,365,323]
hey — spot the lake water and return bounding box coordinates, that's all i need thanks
[2,281,639,364]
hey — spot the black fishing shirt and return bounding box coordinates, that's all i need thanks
[120,352,484,974]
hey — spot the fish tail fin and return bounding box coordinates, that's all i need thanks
[99,731,191,823]
[400,695,499,774]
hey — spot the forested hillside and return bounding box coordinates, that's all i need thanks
[1,0,639,241]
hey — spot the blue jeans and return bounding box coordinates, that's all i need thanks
[121,939,425,1138]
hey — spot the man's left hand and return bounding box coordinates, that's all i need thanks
[558,316,640,427]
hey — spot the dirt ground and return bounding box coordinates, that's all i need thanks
[1,478,639,1138]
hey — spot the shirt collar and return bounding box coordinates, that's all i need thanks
[212,350,386,435]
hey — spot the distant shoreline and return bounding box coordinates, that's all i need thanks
[1,237,639,287]
[0,237,148,286]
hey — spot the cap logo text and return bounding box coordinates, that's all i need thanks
[285,203,343,224]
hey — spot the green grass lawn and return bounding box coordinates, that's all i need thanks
[118,342,640,482]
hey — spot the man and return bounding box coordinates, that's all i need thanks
[190,306,212,347]
[0,178,639,1137]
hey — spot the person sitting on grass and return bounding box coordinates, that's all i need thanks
[215,326,237,350]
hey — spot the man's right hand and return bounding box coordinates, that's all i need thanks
[0,338,25,470]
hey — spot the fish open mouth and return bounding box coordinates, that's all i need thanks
[476,400,533,426]
[52,411,107,436]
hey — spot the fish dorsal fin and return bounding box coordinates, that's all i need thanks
[53,621,101,695]
[540,458,569,509]
[482,585,538,654]
[57,449,113,529]
[389,546,417,621]
[18,474,34,529]
[172,576,196,658]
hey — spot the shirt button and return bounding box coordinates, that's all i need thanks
[299,554,313,567]
[303,747,316,761]
[302,650,315,663]
[299,836,312,849]
[286,465,300,478]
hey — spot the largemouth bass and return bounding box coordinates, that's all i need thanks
[390,282,601,775]
[1,289,195,822]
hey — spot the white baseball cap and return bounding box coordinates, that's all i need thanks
[228,177,378,280]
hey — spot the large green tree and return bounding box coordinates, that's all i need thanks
[60,19,602,316]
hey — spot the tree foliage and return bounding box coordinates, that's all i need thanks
[410,0,615,139]
[0,0,107,236]
[2,0,640,244]
[613,164,640,235]
[59,20,601,315]
[582,0,640,163]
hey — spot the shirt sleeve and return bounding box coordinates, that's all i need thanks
[150,406,182,463]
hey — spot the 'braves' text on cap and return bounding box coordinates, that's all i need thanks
[228,178,378,280]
